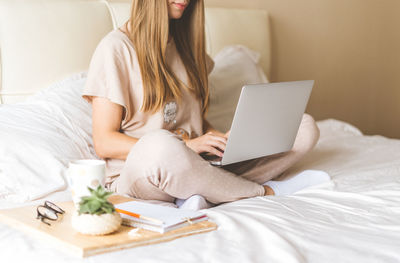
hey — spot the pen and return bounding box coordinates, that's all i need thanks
[115,208,164,225]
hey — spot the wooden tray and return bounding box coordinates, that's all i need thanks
[0,195,217,258]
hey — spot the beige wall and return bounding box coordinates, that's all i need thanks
[206,0,400,138]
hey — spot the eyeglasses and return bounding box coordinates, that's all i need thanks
[36,201,65,226]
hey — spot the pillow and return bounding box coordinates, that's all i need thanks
[207,45,269,132]
[0,72,95,202]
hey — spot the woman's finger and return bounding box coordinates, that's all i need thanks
[213,135,228,144]
[205,134,227,144]
[205,138,226,152]
[202,145,224,157]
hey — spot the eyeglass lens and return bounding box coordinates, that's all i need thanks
[37,206,58,220]
[36,201,65,226]
[45,201,65,214]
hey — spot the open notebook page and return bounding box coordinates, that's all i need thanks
[115,201,208,229]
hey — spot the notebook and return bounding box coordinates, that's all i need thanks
[115,201,208,234]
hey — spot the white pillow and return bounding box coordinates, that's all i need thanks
[207,45,269,133]
[0,72,95,202]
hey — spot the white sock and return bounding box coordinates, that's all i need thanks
[263,170,330,196]
[175,195,213,210]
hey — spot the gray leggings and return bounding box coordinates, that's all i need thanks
[110,114,320,204]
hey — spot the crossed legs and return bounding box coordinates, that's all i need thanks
[110,114,320,204]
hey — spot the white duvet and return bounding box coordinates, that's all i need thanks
[1,119,400,263]
[0,72,97,202]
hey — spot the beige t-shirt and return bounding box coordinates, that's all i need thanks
[82,29,214,182]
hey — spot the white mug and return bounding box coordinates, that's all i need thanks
[66,159,106,208]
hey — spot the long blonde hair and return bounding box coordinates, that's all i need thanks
[127,0,209,115]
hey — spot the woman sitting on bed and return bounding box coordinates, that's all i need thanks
[82,0,328,209]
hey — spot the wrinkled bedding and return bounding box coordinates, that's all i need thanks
[0,72,96,202]
[1,119,399,263]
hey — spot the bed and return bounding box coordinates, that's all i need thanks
[1,0,400,262]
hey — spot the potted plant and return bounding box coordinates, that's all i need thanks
[71,185,121,235]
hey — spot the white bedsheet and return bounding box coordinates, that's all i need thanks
[1,119,400,263]
[0,72,96,202]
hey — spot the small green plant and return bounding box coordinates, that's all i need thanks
[78,185,115,215]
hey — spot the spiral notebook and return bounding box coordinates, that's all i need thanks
[115,201,208,233]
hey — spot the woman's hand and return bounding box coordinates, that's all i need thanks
[203,128,230,139]
[185,132,228,157]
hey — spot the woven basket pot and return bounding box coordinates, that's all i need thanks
[71,211,122,235]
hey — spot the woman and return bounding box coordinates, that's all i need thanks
[82,0,325,207]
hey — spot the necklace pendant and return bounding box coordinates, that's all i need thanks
[163,101,177,124]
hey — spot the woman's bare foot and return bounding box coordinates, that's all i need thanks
[263,185,275,196]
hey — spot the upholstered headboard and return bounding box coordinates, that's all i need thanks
[0,0,270,104]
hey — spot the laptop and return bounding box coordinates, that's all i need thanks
[207,80,314,166]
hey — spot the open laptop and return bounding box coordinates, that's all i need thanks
[207,80,314,166]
